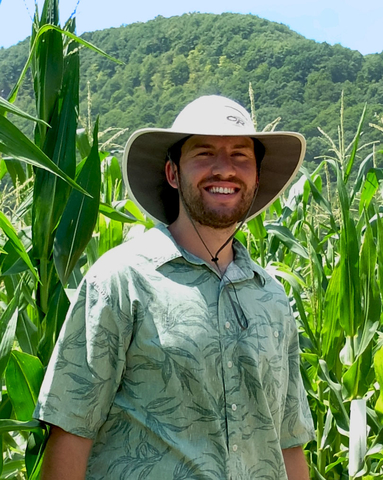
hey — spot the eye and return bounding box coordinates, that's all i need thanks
[196,151,213,157]
[232,151,249,159]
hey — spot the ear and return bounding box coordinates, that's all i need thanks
[165,160,179,189]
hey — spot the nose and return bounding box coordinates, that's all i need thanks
[211,149,236,178]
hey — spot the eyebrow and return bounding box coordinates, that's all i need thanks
[191,143,253,150]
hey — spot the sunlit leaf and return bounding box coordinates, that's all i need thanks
[247,215,267,239]
[348,399,367,476]
[374,346,383,422]
[5,351,44,421]
[124,199,146,222]
[359,168,383,214]
[99,202,138,223]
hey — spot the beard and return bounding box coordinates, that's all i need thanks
[178,174,256,229]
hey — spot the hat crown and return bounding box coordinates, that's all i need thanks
[171,95,256,136]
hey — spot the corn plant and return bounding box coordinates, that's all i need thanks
[0,1,144,478]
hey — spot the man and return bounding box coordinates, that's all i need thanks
[35,95,315,479]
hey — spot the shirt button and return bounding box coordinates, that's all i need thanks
[274,331,279,338]
[225,322,231,329]
[232,444,238,452]
[227,361,233,368]
[232,403,237,411]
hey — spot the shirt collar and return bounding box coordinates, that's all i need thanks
[150,223,266,285]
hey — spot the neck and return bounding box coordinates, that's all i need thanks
[168,216,237,273]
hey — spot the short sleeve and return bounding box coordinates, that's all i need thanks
[280,314,316,449]
[34,274,132,439]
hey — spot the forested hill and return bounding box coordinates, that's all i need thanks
[1,12,382,165]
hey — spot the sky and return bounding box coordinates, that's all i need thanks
[0,0,381,55]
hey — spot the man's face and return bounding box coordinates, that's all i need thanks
[172,135,258,229]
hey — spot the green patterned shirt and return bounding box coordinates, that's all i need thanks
[35,224,315,479]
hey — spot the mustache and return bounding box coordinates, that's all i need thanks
[198,176,247,189]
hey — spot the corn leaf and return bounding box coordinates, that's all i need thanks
[0,212,38,282]
[0,229,33,277]
[351,152,374,202]
[374,346,383,422]
[25,428,47,480]
[267,262,305,290]
[8,23,123,105]
[318,359,349,431]
[293,290,318,351]
[37,284,69,366]
[301,166,333,215]
[0,297,19,380]
[5,351,44,421]
[101,155,123,205]
[335,158,361,338]
[322,264,344,369]
[376,210,383,294]
[342,343,372,400]
[32,38,79,259]
[15,310,38,357]
[0,419,42,435]
[0,158,7,181]
[0,430,3,475]
[99,202,138,223]
[359,169,383,214]
[97,213,122,258]
[247,215,267,239]
[0,96,49,126]
[0,115,89,196]
[344,105,367,184]
[76,128,91,159]
[124,199,146,222]
[54,120,101,285]
[4,159,26,187]
[33,9,63,146]
[348,399,367,476]
[359,212,381,342]
[265,224,309,259]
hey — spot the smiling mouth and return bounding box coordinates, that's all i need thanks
[207,186,238,194]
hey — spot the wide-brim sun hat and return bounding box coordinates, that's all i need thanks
[122,95,305,225]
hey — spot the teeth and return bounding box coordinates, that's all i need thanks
[209,186,235,194]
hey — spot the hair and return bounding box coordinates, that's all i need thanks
[166,136,265,176]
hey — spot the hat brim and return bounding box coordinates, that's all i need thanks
[122,128,305,225]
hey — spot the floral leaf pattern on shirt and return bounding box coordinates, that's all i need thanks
[145,397,190,443]
[134,344,199,393]
[108,431,170,480]
[172,457,212,480]
[35,224,315,479]
[187,391,227,435]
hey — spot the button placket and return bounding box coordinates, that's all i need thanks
[218,281,241,459]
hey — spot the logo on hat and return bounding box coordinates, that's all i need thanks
[227,115,246,127]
